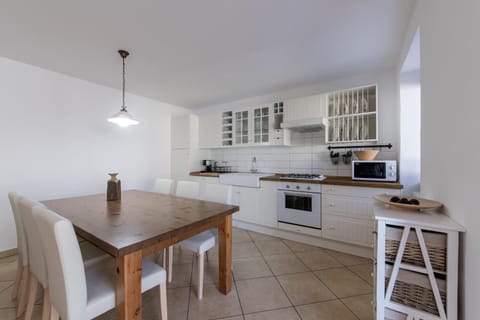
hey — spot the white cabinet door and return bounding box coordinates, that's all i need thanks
[284,94,326,122]
[322,214,374,247]
[198,113,221,148]
[232,186,258,223]
[233,110,250,145]
[257,182,278,228]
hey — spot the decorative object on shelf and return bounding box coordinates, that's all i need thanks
[354,149,379,160]
[374,194,442,211]
[107,50,139,127]
[107,173,122,201]
[330,150,339,165]
[342,150,352,164]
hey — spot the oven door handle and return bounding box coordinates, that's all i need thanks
[281,191,317,197]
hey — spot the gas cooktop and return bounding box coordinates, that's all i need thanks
[281,174,326,181]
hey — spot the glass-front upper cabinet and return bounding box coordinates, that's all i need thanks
[253,106,270,144]
[234,110,249,145]
[326,84,377,143]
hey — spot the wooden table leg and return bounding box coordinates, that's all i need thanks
[218,214,232,294]
[116,251,143,320]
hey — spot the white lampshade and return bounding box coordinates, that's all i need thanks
[107,109,139,127]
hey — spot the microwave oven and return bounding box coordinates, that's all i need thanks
[352,160,397,182]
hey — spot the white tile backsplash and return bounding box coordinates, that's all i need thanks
[207,131,398,176]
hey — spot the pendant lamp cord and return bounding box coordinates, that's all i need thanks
[121,56,126,111]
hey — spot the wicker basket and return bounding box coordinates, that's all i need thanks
[385,226,447,272]
[385,265,446,316]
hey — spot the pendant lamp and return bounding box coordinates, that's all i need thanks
[107,50,139,127]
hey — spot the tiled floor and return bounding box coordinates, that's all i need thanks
[0,227,374,320]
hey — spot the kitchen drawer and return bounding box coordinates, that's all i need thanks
[322,185,400,198]
[322,214,374,247]
[322,194,373,219]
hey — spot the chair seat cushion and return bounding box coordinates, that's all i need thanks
[179,230,216,254]
[85,258,166,319]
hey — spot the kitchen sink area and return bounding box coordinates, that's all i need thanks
[218,172,272,188]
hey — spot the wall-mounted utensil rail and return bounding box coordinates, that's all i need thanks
[327,143,392,150]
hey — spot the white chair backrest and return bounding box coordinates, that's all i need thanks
[154,178,173,195]
[176,180,200,199]
[8,192,28,266]
[18,197,47,286]
[34,206,88,320]
[202,184,233,205]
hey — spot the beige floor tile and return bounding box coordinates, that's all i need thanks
[0,257,18,281]
[348,263,374,285]
[0,281,14,294]
[187,283,242,320]
[232,257,272,280]
[314,267,372,298]
[325,250,372,266]
[0,308,16,320]
[282,240,323,253]
[0,283,16,309]
[264,254,308,275]
[165,286,190,320]
[236,277,291,314]
[168,263,193,289]
[255,240,292,256]
[220,317,244,320]
[296,300,358,320]
[247,231,278,242]
[277,272,336,305]
[342,294,374,320]
[0,255,17,264]
[244,307,300,320]
[296,251,342,271]
[232,242,261,259]
[233,228,252,243]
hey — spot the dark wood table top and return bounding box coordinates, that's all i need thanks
[42,190,239,257]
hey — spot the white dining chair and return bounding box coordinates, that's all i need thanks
[33,206,168,320]
[18,196,112,320]
[8,192,30,317]
[177,183,232,299]
[175,180,200,199]
[153,178,174,195]
[153,178,174,270]
[165,180,202,283]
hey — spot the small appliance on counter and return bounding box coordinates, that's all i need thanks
[352,160,397,182]
[202,160,215,172]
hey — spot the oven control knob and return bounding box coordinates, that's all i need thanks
[286,185,290,188]
[296,186,300,189]
[307,186,311,190]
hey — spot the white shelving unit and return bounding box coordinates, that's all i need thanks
[326,84,378,143]
[374,203,465,320]
[222,111,233,146]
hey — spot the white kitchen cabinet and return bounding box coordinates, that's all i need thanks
[283,94,326,122]
[171,114,199,149]
[234,110,250,145]
[252,105,271,144]
[322,185,401,247]
[198,113,221,148]
[232,182,277,228]
[326,84,377,143]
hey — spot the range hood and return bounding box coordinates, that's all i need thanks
[280,117,327,131]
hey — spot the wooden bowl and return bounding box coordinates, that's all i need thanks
[374,194,443,211]
[354,150,379,160]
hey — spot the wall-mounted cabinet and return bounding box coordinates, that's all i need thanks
[283,94,326,123]
[326,84,377,143]
[199,113,222,148]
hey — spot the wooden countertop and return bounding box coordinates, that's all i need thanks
[190,172,403,189]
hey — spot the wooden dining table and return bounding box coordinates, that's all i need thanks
[42,189,239,320]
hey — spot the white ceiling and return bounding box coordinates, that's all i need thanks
[0,0,415,109]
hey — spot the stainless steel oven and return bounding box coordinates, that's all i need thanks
[277,182,321,229]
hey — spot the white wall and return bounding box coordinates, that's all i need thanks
[195,68,400,176]
[0,56,185,251]
[399,70,421,195]
[416,1,479,319]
